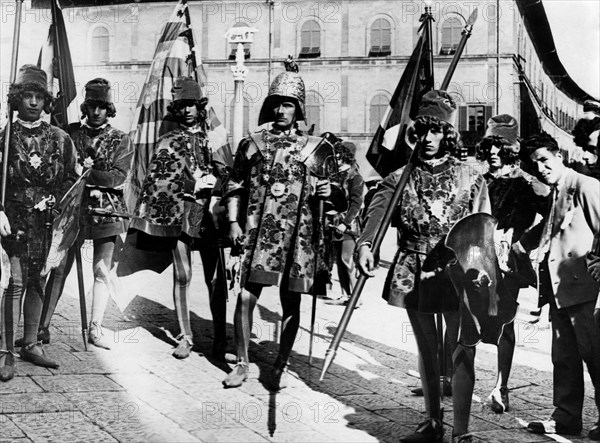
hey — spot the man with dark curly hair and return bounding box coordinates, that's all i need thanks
[0,65,77,381]
[27,78,133,350]
[572,116,600,180]
[518,132,600,440]
[358,91,511,442]
[129,77,230,360]
[476,114,549,414]
[326,140,365,307]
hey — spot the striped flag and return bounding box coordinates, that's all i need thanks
[38,0,79,129]
[365,28,434,177]
[124,0,231,212]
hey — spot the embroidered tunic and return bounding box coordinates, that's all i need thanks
[129,126,227,249]
[224,129,346,294]
[360,156,490,313]
[0,121,77,259]
[485,167,549,244]
[70,124,133,239]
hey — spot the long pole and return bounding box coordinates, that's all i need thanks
[319,18,430,376]
[2,0,25,206]
[266,0,273,87]
[440,9,478,90]
[320,3,480,381]
[51,0,67,129]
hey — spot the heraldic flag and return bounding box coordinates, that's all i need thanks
[365,25,434,178]
[38,0,79,129]
[125,0,231,213]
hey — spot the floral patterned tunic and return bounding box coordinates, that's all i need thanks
[0,120,77,259]
[359,155,491,313]
[484,166,549,280]
[224,129,346,294]
[130,126,227,249]
[70,123,133,239]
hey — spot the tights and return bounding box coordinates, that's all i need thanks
[172,239,227,345]
[40,236,117,330]
[233,282,302,368]
[407,309,475,437]
[1,256,45,352]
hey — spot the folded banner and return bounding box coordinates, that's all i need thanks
[41,170,90,277]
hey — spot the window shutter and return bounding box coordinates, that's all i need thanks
[459,106,468,132]
[484,105,493,126]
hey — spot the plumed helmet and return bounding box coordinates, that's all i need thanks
[258,71,306,126]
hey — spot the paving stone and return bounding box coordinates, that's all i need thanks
[63,392,198,442]
[0,415,27,439]
[0,376,44,395]
[467,429,559,442]
[191,428,268,442]
[347,419,414,443]
[339,393,404,411]
[9,411,118,442]
[373,407,426,426]
[0,393,70,413]
[32,375,124,393]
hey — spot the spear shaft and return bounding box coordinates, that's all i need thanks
[2,0,25,206]
[320,7,479,382]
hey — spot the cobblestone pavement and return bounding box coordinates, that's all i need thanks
[0,240,598,443]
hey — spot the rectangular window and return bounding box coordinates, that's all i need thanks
[467,105,485,132]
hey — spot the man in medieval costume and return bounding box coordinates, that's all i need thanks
[19,78,134,350]
[325,140,365,307]
[129,77,231,360]
[476,114,549,413]
[0,65,78,380]
[358,91,517,442]
[222,69,346,389]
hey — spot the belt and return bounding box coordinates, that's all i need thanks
[399,238,433,255]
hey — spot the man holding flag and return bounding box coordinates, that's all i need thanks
[0,65,77,381]
[357,91,513,442]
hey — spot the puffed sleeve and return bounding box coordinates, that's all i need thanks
[357,167,402,246]
[87,131,133,190]
[57,131,78,202]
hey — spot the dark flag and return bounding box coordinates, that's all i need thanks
[365,22,434,178]
[38,0,78,129]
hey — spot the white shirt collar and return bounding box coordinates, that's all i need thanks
[82,120,109,130]
[15,117,44,129]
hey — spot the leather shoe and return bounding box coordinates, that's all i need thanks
[489,386,509,413]
[589,421,600,441]
[19,343,59,369]
[527,419,581,435]
[15,328,50,347]
[222,362,249,388]
[0,351,15,382]
[88,322,111,350]
[400,418,444,443]
[172,335,193,359]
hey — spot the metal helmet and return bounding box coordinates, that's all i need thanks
[258,71,306,126]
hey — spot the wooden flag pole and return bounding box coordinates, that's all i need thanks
[2,0,25,206]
